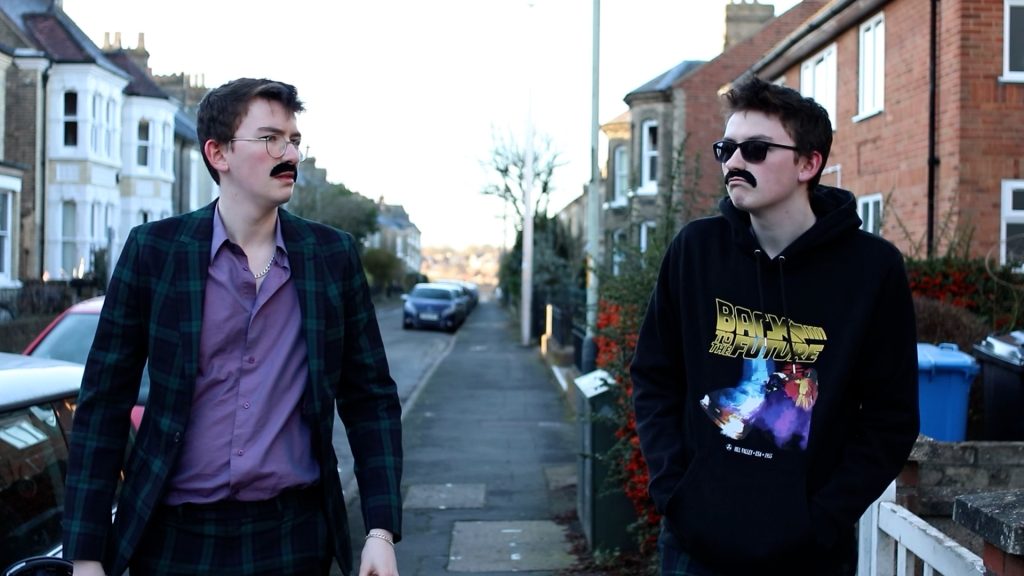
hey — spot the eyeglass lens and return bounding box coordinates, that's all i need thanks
[713,141,771,163]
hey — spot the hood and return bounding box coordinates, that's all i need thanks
[719,185,863,260]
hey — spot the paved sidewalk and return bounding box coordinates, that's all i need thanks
[345,299,580,575]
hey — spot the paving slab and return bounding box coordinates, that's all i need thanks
[404,483,487,509]
[447,520,575,573]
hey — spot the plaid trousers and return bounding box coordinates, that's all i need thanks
[129,486,330,576]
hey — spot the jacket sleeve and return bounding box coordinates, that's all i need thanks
[333,235,404,542]
[809,252,920,548]
[63,226,149,562]
[630,236,688,513]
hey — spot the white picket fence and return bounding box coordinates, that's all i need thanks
[857,481,986,576]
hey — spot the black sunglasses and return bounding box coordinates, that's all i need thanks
[712,140,801,163]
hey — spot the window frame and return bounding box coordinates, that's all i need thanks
[613,145,629,204]
[63,91,79,148]
[639,220,657,253]
[638,120,659,195]
[856,14,886,119]
[1001,180,1024,266]
[0,191,10,281]
[857,193,883,235]
[800,44,838,130]
[1005,0,1024,81]
[137,119,151,167]
[61,201,77,278]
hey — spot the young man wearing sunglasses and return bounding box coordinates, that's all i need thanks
[62,78,402,576]
[630,75,919,575]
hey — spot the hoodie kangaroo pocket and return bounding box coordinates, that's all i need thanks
[664,450,812,567]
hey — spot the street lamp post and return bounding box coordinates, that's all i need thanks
[581,0,600,371]
[521,1,535,347]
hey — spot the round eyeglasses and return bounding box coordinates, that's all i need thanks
[712,139,800,164]
[230,134,304,160]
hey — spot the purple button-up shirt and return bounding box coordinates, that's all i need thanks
[163,207,319,505]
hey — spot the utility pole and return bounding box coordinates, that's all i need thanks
[581,0,600,371]
[520,0,535,347]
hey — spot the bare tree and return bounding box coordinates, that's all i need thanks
[480,131,564,228]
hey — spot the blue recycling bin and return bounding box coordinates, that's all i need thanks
[917,343,979,442]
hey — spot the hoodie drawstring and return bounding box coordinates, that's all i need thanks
[754,251,796,374]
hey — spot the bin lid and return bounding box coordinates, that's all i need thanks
[917,342,980,375]
[974,332,1024,366]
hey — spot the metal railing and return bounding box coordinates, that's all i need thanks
[857,481,985,576]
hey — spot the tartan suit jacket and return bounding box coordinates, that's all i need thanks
[62,201,403,576]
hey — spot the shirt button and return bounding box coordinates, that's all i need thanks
[243,402,251,409]
[237,449,244,456]
[247,356,256,364]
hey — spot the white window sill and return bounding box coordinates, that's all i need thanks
[998,75,1024,84]
[852,109,883,123]
[635,186,658,196]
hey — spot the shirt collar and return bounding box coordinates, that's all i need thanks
[211,204,287,260]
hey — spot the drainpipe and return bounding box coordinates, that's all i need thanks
[926,0,939,258]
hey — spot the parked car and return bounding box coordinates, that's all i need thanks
[433,279,478,313]
[0,353,84,573]
[23,296,148,429]
[402,283,466,332]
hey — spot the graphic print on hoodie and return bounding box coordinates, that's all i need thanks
[701,299,824,451]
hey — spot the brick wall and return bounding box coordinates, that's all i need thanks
[769,0,1024,259]
[6,64,44,279]
[903,437,1024,516]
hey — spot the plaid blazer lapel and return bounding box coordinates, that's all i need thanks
[174,202,214,389]
[281,210,326,417]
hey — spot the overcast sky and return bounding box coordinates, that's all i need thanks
[63,0,801,249]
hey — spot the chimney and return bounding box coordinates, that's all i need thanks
[126,32,151,74]
[103,32,111,49]
[114,31,122,48]
[724,0,775,50]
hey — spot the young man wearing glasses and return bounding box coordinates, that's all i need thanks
[63,78,402,576]
[631,75,919,575]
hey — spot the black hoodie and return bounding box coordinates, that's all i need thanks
[630,186,919,574]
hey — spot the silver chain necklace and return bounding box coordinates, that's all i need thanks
[253,255,275,279]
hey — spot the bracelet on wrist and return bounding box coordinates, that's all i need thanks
[365,530,394,546]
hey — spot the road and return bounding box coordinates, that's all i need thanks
[333,299,457,503]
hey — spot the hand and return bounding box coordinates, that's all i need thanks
[73,560,106,576]
[358,535,398,576]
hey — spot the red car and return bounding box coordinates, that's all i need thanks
[23,296,147,429]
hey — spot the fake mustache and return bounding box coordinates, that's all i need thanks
[271,162,297,177]
[725,169,757,188]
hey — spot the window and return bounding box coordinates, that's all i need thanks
[162,122,172,172]
[640,220,657,253]
[800,44,837,129]
[611,229,627,276]
[858,14,885,117]
[61,201,77,278]
[858,193,883,235]
[91,94,101,152]
[613,145,629,204]
[1001,180,1024,267]
[0,192,10,278]
[137,120,150,167]
[105,100,115,157]
[639,120,659,194]
[1006,0,1024,80]
[63,91,78,147]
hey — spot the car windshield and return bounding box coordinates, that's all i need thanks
[28,314,99,364]
[0,401,72,568]
[411,288,453,300]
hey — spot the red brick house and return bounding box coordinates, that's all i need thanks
[746,0,1024,262]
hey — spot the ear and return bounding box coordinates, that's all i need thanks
[203,139,230,175]
[796,150,823,185]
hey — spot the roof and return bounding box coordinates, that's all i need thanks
[103,49,169,99]
[0,0,128,79]
[625,60,705,99]
[0,352,83,411]
[174,108,199,142]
